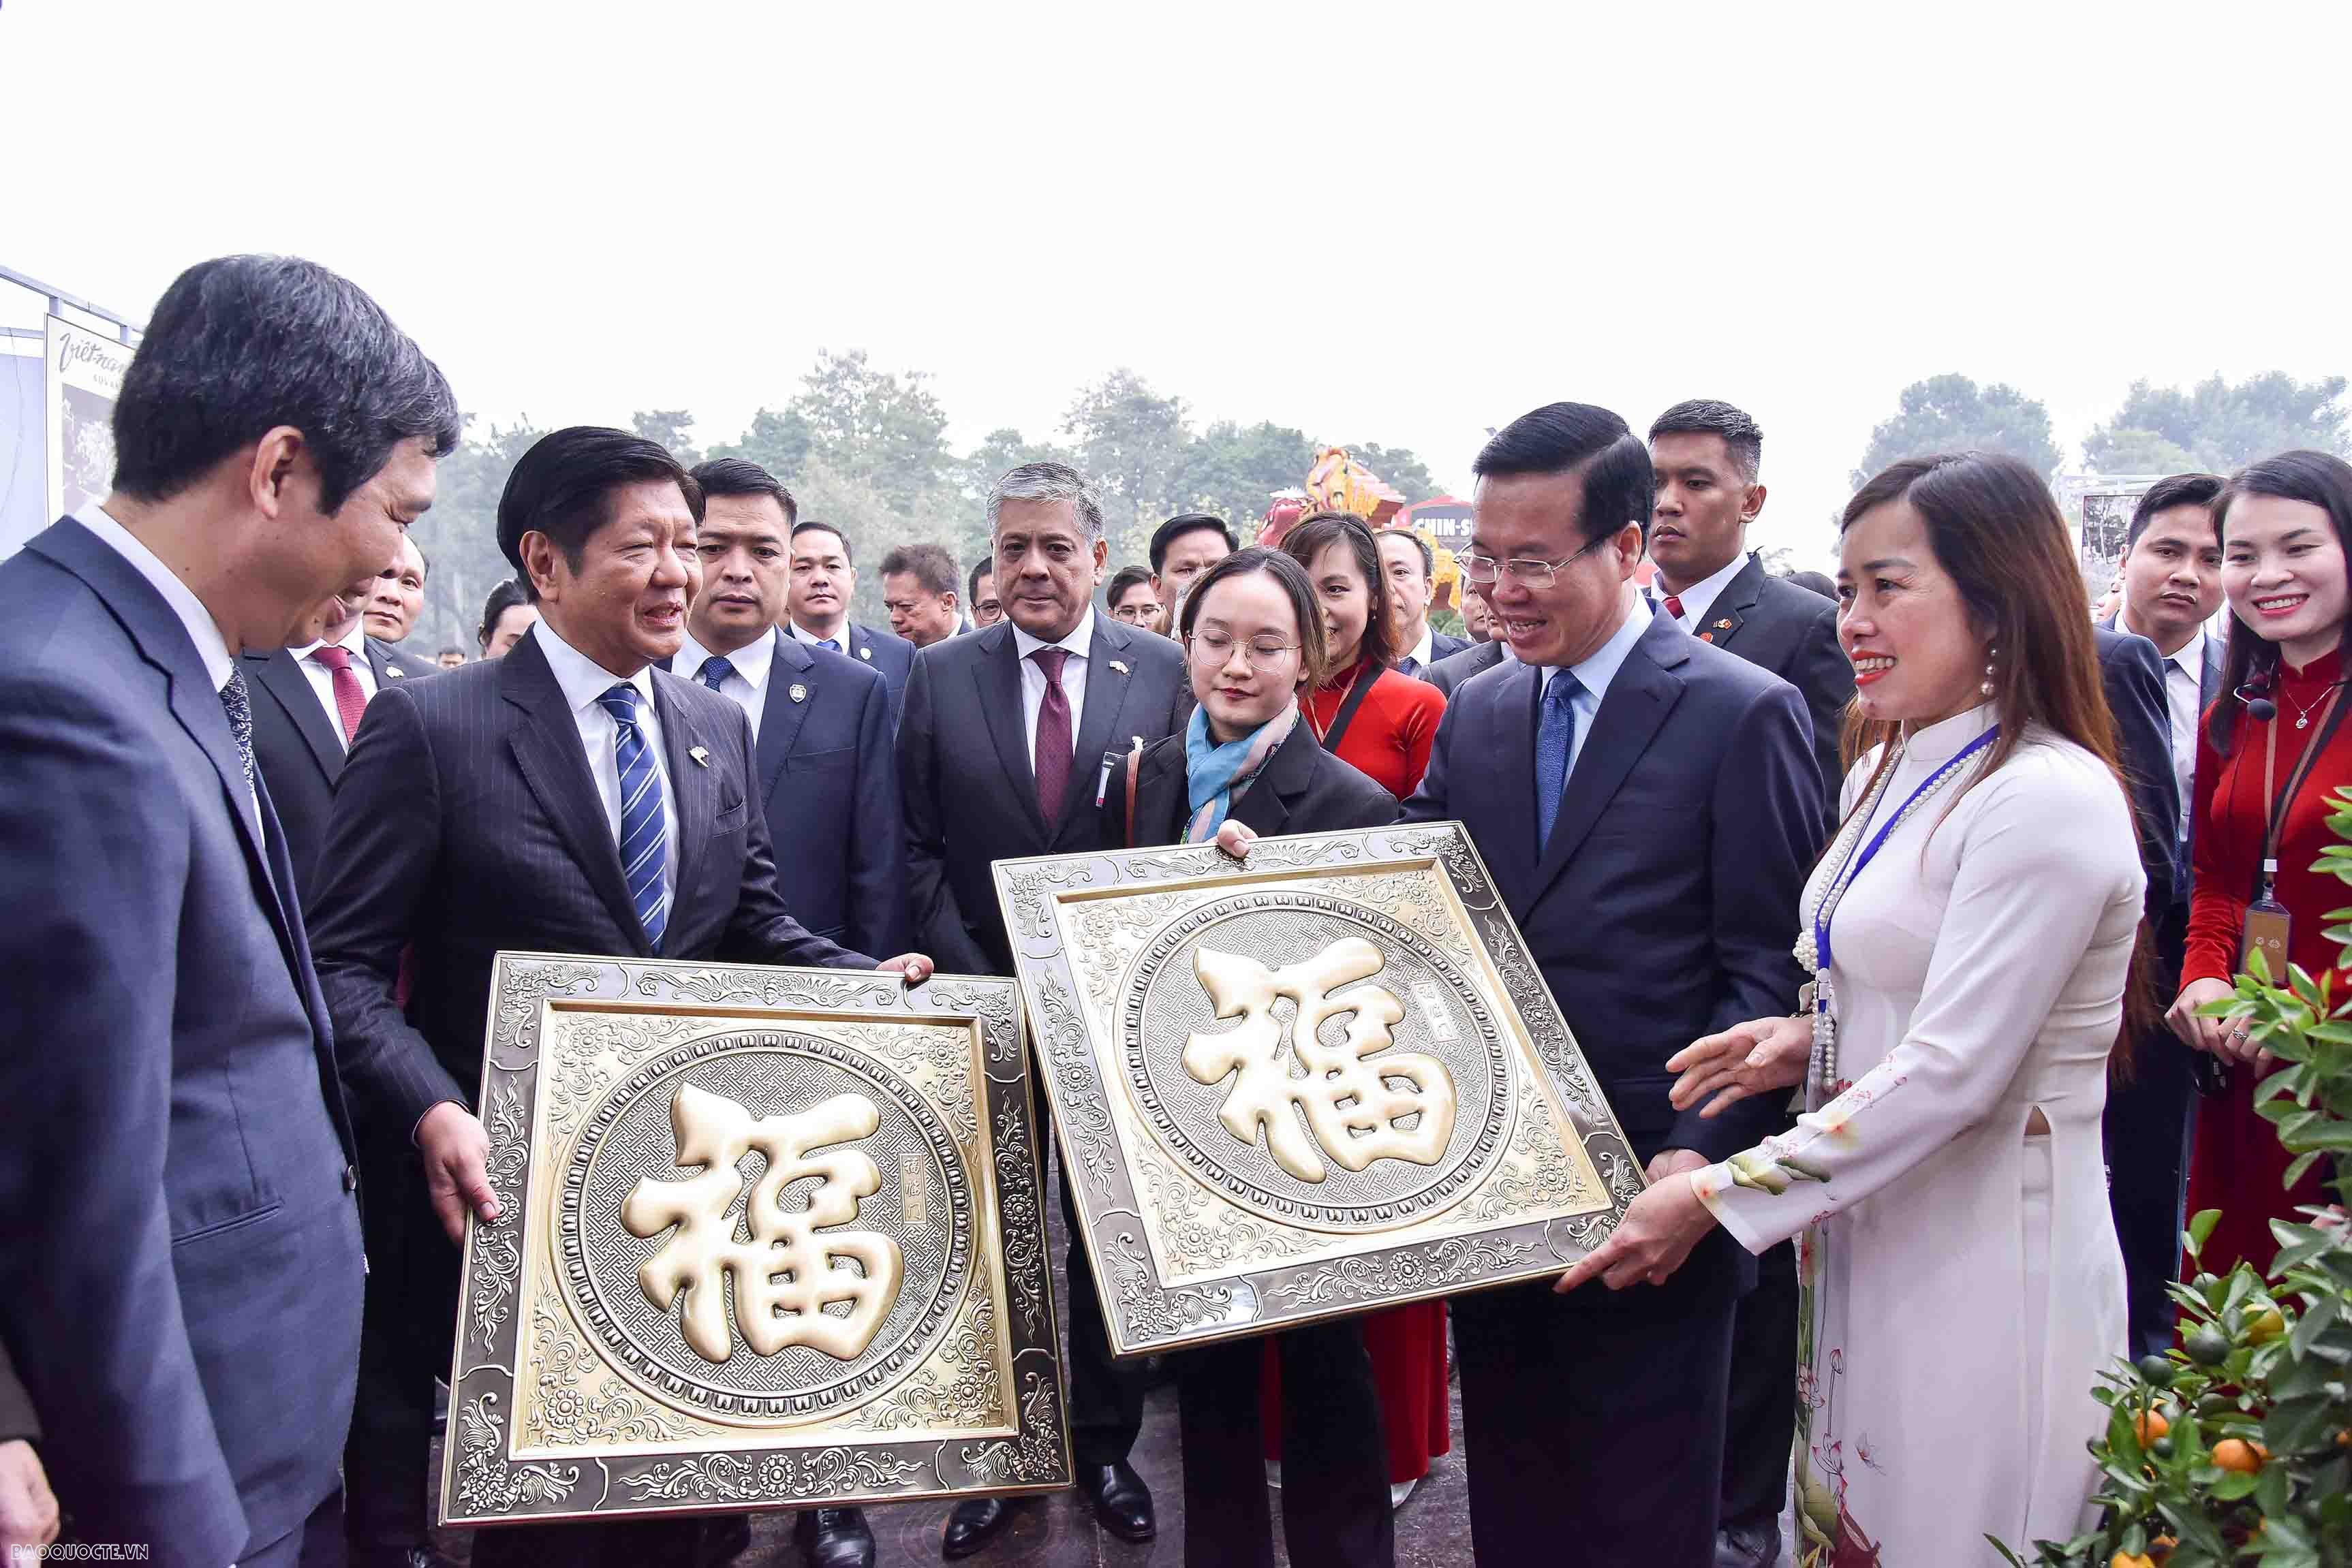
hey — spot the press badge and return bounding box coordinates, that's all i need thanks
[2242,858,2291,977]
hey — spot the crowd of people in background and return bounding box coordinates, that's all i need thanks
[5,252,2348,1568]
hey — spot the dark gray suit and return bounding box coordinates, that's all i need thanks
[1401,612,1823,1566]
[1421,637,1509,696]
[1397,629,1471,680]
[1678,554,1852,823]
[0,518,364,1567]
[242,636,439,904]
[898,614,1188,1464]
[310,626,865,1563]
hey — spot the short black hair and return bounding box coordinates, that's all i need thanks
[968,556,995,605]
[1376,526,1434,578]
[477,577,531,652]
[1647,399,1764,483]
[1474,402,1656,548]
[112,254,461,513]
[436,646,463,661]
[495,426,702,598]
[1107,564,1155,608]
[2125,471,2225,554]
[880,542,958,597]
[688,456,798,527]
[792,518,852,565]
[1149,512,1237,574]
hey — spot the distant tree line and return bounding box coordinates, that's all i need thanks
[403,353,1449,654]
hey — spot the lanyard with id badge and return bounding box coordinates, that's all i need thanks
[2242,683,2346,975]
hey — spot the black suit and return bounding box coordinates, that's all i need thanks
[1396,629,1470,680]
[309,627,867,1565]
[242,637,438,905]
[670,631,905,956]
[899,614,1188,1466]
[2093,622,2197,1357]
[1675,556,1852,1539]
[1679,554,1853,824]
[1421,637,1510,697]
[1105,723,1399,1568]
[791,618,914,723]
[1400,612,1823,1566]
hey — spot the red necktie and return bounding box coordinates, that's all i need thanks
[310,644,368,745]
[1032,647,1072,829]
[1662,594,1686,621]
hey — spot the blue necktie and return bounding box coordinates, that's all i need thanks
[1534,670,1583,851]
[596,683,668,947]
[818,638,841,654]
[698,655,735,693]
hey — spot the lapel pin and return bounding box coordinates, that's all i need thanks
[1699,632,1716,643]
[788,683,808,704]
[859,646,873,661]
[1109,659,1130,676]
[689,745,710,768]
[384,666,404,678]
[1713,618,1733,630]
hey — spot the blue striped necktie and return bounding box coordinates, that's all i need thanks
[1534,670,1583,851]
[596,683,668,947]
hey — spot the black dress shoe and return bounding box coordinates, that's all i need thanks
[796,1505,876,1568]
[942,1495,1015,1560]
[1079,1460,1156,1543]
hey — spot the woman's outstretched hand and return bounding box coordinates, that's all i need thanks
[1667,1014,1813,1118]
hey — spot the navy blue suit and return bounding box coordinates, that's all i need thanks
[670,630,905,956]
[792,618,913,723]
[2095,619,2203,1357]
[0,518,364,1566]
[1399,610,1823,1566]
[309,627,863,1561]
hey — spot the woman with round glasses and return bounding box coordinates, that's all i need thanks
[1101,546,1398,1568]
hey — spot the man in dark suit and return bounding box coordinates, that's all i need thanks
[1644,400,1854,1567]
[310,428,931,1568]
[1379,525,1471,676]
[0,254,460,1567]
[786,517,916,720]
[679,458,905,960]
[1147,511,1235,626]
[899,462,1189,1557]
[2099,472,2225,1356]
[243,567,441,900]
[1423,618,1513,695]
[1400,403,1823,1567]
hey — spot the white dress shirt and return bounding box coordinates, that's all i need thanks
[1403,626,1436,670]
[676,626,777,744]
[790,619,852,655]
[1011,607,1095,759]
[285,623,380,751]
[1660,551,1749,631]
[529,622,679,907]
[1537,592,1650,780]
[2119,607,2206,834]
[72,499,263,840]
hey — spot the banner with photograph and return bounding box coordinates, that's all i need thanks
[45,315,131,522]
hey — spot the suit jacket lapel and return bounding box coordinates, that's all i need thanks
[1525,619,1686,909]
[1703,554,1765,648]
[1132,736,1189,845]
[972,625,1049,841]
[1486,662,1542,904]
[756,631,815,807]
[1062,619,1142,840]
[1231,723,1312,837]
[500,633,649,952]
[251,648,343,782]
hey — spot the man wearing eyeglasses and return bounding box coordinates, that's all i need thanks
[1399,402,1822,1567]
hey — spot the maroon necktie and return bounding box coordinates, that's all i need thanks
[1032,646,1073,829]
[310,644,368,745]
[1661,594,1686,621]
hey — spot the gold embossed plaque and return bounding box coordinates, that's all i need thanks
[993,824,1643,1355]
[440,956,1070,1527]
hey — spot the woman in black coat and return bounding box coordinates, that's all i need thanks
[1102,547,1397,1568]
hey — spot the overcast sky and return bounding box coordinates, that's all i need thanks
[6,1,2344,568]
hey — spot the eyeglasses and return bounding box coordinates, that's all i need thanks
[1457,533,1609,589]
[1186,630,1302,670]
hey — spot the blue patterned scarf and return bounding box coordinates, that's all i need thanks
[1183,700,1299,843]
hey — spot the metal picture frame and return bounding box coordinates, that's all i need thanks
[440,954,1070,1527]
[992,822,1644,1357]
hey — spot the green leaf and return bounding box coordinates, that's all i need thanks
[2187,1208,2223,1258]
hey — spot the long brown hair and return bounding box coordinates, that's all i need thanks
[1280,509,1397,676]
[1838,452,2152,1054]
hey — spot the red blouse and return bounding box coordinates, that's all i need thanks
[1301,661,1447,800]
[2183,646,2350,1270]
